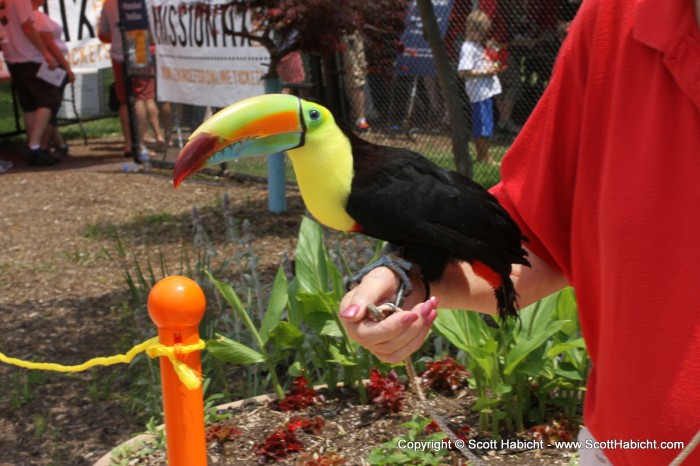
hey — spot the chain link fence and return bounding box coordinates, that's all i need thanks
[152,0,579,189]
[336,0,580,188]
[0,1,580,189]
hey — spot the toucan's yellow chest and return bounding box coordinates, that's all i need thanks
[286,131,357,232]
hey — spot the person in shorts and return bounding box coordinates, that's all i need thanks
[457,9,503,165]
[1,0,60,166]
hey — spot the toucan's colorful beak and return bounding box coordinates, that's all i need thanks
[173,94,305,188]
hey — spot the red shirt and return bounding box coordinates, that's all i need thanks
[492,0,700,465]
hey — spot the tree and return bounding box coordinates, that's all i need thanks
[416,0,471,177]
[224,0,364,79]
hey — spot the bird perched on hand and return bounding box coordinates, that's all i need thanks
[173,94,530,319]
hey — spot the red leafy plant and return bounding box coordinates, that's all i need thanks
[525,419,578,445]
[205,424,242,443]
[420,356,469,394]
[424,420,474,449]
[269,376,320,412]
[255,427,305,463]
[287,416,326,435]
[366,368,405,413]
[255,415,327,462]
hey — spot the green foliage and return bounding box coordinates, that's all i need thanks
[432,288,589,437]
[206,268,288,399]
[367,416,449,465]
[206,217,373,403]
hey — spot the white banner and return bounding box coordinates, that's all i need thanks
[45,0,111,69]
[149,0,269,106]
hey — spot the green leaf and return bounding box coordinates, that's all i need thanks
[259,266,289,345]
[327,345,357,366]
[207,334,265,364]
[287,361,303,377]
[205,271,248,323]
[268,321,305,348]
[433,309,490,352]
[297,290,337,315]
[303,311,336,335]
[294,217,329,294]
[504,320,568,375]
[546,338,586,358]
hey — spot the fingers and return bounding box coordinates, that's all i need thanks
[341,296,439,365]
[339,266,400,323]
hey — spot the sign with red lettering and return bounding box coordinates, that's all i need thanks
[149,0,269,106]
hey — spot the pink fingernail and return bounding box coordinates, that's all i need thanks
[401,313,419,325]
[340,304,359,318]
[420,298,435,317]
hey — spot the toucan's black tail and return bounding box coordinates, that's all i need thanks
[495,276,519,320]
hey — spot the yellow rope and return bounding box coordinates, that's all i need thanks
[0,337,206,390]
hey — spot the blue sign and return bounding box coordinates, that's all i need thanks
[120,0,149,31]
[396,0,454,77]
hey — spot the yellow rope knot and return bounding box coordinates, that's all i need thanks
[0,337,206,390]
[146,339,207,390]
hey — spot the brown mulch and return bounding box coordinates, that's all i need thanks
[0,137,306,465]
[0,138,575,466]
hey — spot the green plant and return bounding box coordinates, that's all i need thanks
[5,370,46,409]
[432,288,588,438]
[144,416,167,451]
[290,217,373,402]
[206,267,289,399]
[367,416,450,465]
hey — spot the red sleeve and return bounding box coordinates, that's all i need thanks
[489,0,597,280]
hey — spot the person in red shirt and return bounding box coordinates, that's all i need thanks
[339,0,700,465]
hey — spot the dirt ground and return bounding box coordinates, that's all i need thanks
[0,138,576,466]
[0,137,308,465]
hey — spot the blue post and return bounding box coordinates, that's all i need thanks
[264,78,287,213]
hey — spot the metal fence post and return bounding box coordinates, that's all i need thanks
[264,78,287,213]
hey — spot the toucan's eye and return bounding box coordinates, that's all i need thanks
[309,109,321,121]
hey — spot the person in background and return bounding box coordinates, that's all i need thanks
[340,0,700,465]
[278,50,305,96]
[0,0,60,167]
[341,31,370,132]
[457,9,502,165]
[32,0,74,158]
[0,23,12,173]
[97,0,154,164]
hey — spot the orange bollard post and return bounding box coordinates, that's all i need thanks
[148,276,207,466]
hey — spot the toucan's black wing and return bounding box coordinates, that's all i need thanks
[345,136,528,282]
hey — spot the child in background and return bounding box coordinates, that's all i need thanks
[458,10,502,165]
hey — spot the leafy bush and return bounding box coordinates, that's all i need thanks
[432,288,588,437]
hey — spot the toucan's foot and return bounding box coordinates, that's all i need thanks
[350,255,414,307]
[367,302,400,321]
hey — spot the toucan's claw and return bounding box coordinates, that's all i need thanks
[350,255,414,308]
[367,302,400,321]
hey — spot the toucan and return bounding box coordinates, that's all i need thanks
[173,94,529,319]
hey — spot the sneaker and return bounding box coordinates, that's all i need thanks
[53,145,69,158]
[25,148,60,166]
[134,149,151,165]
[355,119,370,132]
[0,159,12,173]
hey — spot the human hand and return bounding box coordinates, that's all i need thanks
[44,53,58,70]
[339,267,438,364]
[67,69,76,83]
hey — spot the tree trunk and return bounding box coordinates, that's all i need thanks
[416,0,472,177]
